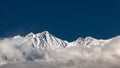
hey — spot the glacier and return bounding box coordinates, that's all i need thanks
[0,31,120,68]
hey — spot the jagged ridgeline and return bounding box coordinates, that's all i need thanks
[13,31,110,49]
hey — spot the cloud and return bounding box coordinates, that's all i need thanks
[0,36,120,68]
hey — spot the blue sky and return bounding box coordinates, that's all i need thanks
[0,0,120,41]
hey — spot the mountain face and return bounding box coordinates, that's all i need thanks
[0,31,117,66]
[24,31,68,49]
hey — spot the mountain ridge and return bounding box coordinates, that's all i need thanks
[13,31,112,49]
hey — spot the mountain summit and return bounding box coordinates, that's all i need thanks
[24,31,68,49]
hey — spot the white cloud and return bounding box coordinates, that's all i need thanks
[0,35,120,68]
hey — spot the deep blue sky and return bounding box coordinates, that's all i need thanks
[0,0,120,41]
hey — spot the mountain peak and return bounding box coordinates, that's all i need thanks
[41,31,50,35]
[23,31,68,49]
[25,32,35,38]
[75,37,84,44]
[85,36,96,40]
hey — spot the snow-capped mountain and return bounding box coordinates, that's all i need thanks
[0,31,116,65]
[68,36,111,48]
[24,31,68,49]
[13,31,111,49]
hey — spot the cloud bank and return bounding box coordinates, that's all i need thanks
[0,34,120,68]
